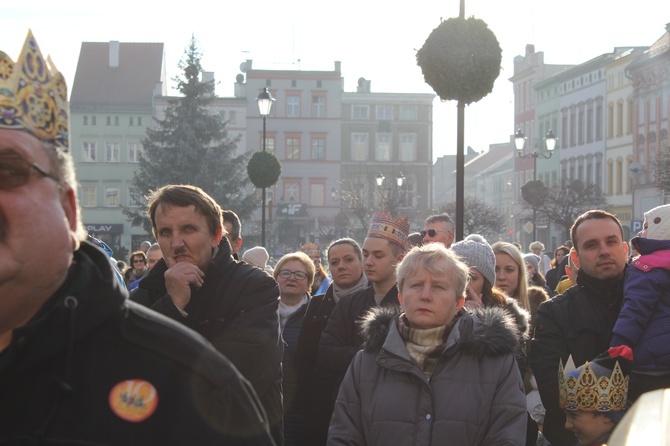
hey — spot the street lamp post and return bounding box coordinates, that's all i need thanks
[257,87,275,248]
[514,129,558,242]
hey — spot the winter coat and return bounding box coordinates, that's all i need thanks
[328,306,527,446]
[611,238,670,373]
[130,238,283,445]
[292,285,338,446]
[530,269,625,446]
[0,242,273,446]
[281,298,310,446]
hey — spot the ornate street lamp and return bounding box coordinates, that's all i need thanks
[514,128,558,241]
[257,87,275,247]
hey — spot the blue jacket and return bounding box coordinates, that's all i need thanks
[611,237,670,373]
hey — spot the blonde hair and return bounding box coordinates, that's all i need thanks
[396,244,469,299]
[492,241,530,312]
[274,252,316,290]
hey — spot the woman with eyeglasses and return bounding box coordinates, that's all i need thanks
[273,251,315,446]
[294,238,368,446]
[122,250,148,288]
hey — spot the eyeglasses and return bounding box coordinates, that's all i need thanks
[0,154,59,190]
[420,228,452,238]
[133,259,145,264]
[277,270,308,281]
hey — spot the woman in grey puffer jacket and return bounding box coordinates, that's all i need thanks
[328,244,527,446]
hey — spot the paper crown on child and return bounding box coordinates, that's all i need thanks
[300,242,320,258]
[558,346,632,414]
[0,31,69,149]
[367,211,410,249]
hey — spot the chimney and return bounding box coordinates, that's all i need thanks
[334,61,341,73]
[109,41,119,68]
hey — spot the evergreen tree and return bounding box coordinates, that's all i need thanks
[124,37,256,233]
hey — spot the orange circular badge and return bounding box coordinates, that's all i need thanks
[109,379,159,422]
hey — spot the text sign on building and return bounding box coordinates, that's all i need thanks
[631,220,643,234]
[85,224,124,235]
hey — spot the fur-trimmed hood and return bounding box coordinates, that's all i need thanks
[359,305,521,358]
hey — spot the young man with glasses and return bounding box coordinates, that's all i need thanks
[422,213,456,248]
[0,32,273,444]
[130,184,284,445]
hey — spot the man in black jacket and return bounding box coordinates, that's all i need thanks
[531,210,629,445]
[131,184,284,445]
[0,32,273,445]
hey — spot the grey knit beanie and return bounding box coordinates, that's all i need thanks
[523,253,540,272]
[451,234,496,287]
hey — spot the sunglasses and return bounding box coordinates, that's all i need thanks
[0,154,59,190]
[420,228,452,238]
[133,259,146,264]
[277,270,308,280]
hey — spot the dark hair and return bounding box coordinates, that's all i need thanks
[129,250,147,265]
[327,238,363,262]
[480,278,507,308]
[222,209,242,241]
[550,245,570,268]
[570,210,623,250]
[147,185,223,238]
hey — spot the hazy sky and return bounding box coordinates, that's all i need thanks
[4,1,669,160]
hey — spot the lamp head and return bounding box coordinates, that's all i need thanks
[257,87,275,116]
[514,129,526,152]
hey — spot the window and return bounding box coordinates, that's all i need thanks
[229,111,236,124]
[114,116,119,126]
[287,95,301,117]
[105,142,120,163]
[106,116,111,126]
[128,142,143,163]
[218,110,226,122]
[376,105,393,121]
[83,116,88,126]
[607,160,613,195]
[91,116,96,126]
[400,106,417,121]
[137,117,142,126]
[81,186,97,207]
[284,182,300,203]
[310,183,325,206]
[607,103,614,139]
[312,95,326,118]
[399,134,416,161]
[570,108,576,147]
[626,98,633,134]
[105,188,120,207]
[595,99,603,141]
[578,104,584,144]
[286,137,301,160]
[129,116,134,126]
[587,103,594,143]
[262,134,276,153]
[616,158,623,195]
[616,100,624,137]
[351,133,368,161]
[82,142,97,162]
[352,105,369,120]
[375,134,391,161]
[311,137,325,160]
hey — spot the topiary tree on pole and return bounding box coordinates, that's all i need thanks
[417,1,501,242]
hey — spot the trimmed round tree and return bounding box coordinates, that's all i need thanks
[247,151,282,189]
[416,16,502,105]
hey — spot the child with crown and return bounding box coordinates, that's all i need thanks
[558,347,632,445]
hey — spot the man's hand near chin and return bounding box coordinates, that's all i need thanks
[164,261,205,310]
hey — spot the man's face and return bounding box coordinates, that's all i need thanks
[0,130,78,334]
[362,237,402,285]
[223,221,242,254]
[564,410,614,445]
[155,204,222,272]
[573,218,628,280]
[146,248,163,270]
[422,221,454,247]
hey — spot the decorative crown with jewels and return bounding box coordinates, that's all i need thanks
[558,350,630,413]
[367,211,410,249]
[0,30,69,149]
[301,242,320,258]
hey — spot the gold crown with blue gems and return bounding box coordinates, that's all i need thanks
[0,31,69,149]
[558,352,630,413]
[367,211,410,249]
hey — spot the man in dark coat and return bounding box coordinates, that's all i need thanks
[130,185,283,445]
[0,32,273,445]
[531,210,629,445]
[315,212,409,444]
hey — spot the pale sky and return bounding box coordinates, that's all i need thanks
[3,1,669,160]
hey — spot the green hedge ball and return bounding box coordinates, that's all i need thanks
[247,151,282,189]
[417,17,502,105]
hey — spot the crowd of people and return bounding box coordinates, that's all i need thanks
[2,32,669,446]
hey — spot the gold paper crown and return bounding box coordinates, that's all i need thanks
[367,211,410,248]
[301,242,320,258]
[558,355,629,413]
[0,31,69,149]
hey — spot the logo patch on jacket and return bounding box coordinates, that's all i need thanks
[109,379,159,422]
